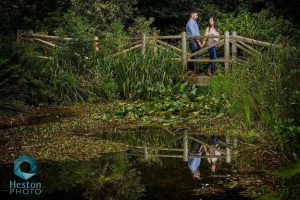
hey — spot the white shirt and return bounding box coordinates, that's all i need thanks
[205,27,220,46]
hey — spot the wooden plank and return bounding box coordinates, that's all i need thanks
[224,31,230,72]
[129,37,141,40]
[230,40,254,55]
[187,58,227,62]
[37,55,52,59]
[141,33,146,55]
[153,32,158,55]
[232,31,237,59]
[32,38,56,48]
[233,138,237,148]
[113,44,141,56]
[188,136,226,155]
[156,39,181,52]
[157,35,182,39]
[158,148,184,152]
[238,41,261,55]
[130,40,141,46]
[183,131,188,161]
[144,144,149,160]
[181,32,187,71]
[147,154,226,158]
[152,43,181,58]
[150,154,183,158]
[226,135,231,163]
[233,138,238,155]
[189,155,226,158]
[189,35,225,40]
[23,33,72,41]
[230,35,279,47]
[187,40,224,59]
[158,124,176,136]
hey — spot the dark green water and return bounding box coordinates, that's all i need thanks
[1,152,252,200]
[0,119,277,200]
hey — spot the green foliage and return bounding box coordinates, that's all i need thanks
[274,160,300,178]
[69,0,138,34]
[0,36,51,104]
[128,17,157,36]
[95,90,229,128]
[219,10,297,42]
[101,21,129,54]
[101,49,183,99]
[209,46,300,131]
[96,21,184,100]
[93,77,119,100]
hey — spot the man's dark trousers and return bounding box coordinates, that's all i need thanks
[188,39,200,71]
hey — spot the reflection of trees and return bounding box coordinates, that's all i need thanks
[40,153,145,200]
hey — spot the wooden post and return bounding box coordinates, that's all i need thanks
[224,31,230,72]
[181,32,187,71]
[232,31,237,59]
[93,36,99,52]
[43,48,48,57]
[183,130,188,162]
[17,29,34,42]
[226,135,231,163]
[141,33,146,55]
[144,144,149,160]
[153,32,158,56]
[233,138,237,148]
[233,138,238,155]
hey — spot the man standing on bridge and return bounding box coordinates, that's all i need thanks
[186,11,202,72]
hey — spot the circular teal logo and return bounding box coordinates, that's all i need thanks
[14,155,37,180]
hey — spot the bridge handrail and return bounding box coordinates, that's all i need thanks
[18,29,280,71]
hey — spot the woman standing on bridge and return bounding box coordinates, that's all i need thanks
[201,17,220,76]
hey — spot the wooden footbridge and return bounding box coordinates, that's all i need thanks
[18,29,278,85]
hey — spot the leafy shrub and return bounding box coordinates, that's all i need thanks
[209,46,300,134]
[0,36,50,104]
[219,10,297,42]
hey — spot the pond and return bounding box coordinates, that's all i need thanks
[1,125,278,200]
[2,152,263,200]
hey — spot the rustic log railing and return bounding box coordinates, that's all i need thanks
[18,29,278,72]
[127,131,238,163]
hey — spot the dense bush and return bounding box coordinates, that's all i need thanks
[0,37,51,104]
[219,10,297,42]
[208,46,300,149]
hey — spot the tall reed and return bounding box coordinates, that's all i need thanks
[209,46,300,131]
[99,47,183,99]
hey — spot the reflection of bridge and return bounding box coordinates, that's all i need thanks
[128,131,238,163]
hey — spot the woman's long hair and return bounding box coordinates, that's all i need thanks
[208,17,220,32]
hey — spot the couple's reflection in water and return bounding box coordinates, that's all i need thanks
[188,135,221,179]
